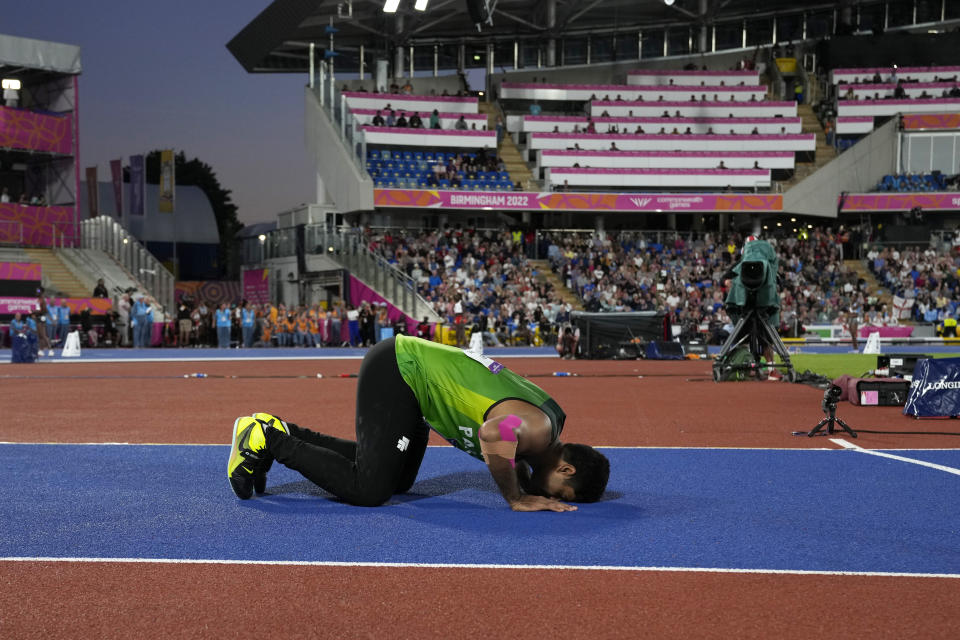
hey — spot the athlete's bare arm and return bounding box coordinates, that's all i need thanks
[479,401,577,513]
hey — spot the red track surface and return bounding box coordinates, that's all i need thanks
[2,356,958,638]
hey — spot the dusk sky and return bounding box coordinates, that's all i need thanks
[5,0,315,225]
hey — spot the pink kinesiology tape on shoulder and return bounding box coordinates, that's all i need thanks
[498,414,521,441]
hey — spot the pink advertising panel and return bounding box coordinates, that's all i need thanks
[242,269,270,305]
[0,204,76,247]
[840,193,960,212]
[0,262,41,280]
[0,106,72,154]
[0,297,113,315]
[374,189,782,212]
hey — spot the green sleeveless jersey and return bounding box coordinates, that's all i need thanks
[394,335,566,461]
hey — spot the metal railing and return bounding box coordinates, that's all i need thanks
[335,232,442,323]
[80,216,174,313]
[258,224,441,322]
[313,66,367,176]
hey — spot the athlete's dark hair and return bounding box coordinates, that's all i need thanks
[562,443,610,503]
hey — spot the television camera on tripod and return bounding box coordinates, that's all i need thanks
[712,237,796,382]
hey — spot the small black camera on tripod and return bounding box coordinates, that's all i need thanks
[807,384,857,438]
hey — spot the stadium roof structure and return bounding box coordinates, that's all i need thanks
[228,0,856,74]
[0,33,82,83]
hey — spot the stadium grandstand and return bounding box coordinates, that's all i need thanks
[216,0,960,352]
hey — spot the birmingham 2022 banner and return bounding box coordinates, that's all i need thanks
[374,189,782,212]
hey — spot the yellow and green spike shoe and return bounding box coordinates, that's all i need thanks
[227,416,269,499]
[250,413,291,494]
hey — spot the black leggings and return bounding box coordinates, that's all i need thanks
[266,337,429,506]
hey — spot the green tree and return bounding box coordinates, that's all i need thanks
[144,150,243,278]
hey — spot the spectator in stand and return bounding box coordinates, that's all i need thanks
[0,187,9,203]
[216,302,232,348]
[409,112,423,128]
[372,110,385,126]
[529,100,542,116]
[430,109,441,129]
[177,301,192,347]
[56,300,71,346]
[132,295,150,348]
[241,301,256,348]
[401,80,413,95]
[496,115,504,146]
[386,110,396,126]
[92,278,109,298]
[395,112,408,127]
[347,304,361,346]
[454,115,468,130]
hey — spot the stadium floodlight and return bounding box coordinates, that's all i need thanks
[383,0,401,12]
[414,0,429,10]
[663,0,675,5]
[2,79,21,90]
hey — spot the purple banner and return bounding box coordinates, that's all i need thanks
[129,155,144,217]
[242,269,270,305]
[374,189,782,212]
[110,158,123,218]
[840,193,960,212]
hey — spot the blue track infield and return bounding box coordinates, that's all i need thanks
[2,444,959,575]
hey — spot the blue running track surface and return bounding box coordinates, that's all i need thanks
[2,444,959,575]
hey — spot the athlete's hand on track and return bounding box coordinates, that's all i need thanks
[510,495,578,512]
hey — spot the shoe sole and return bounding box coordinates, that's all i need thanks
[228,417,255,499]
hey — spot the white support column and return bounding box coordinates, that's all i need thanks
[316,173,329,205]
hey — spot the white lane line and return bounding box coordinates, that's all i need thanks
[0,556,958,579]
[830,438,960,477]
[1,442,914,451]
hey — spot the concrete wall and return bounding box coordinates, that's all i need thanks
[782,117,899,218]
[304,87,374,214]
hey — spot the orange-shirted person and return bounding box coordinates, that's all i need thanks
[260,315,273,346]
[308,306,322,347]
[296,310,311,347]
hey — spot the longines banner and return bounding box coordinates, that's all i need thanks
[374,189,782,212]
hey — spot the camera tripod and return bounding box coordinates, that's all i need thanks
[807,399,858,438]
[712,307,795,382]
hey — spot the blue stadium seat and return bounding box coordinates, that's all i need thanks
[381,150,391,160]
[368,150,380,160]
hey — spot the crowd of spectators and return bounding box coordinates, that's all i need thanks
[868,241,960,324]
[7,223,958,353]
[364,226,574,347]
[0,187,48,206]
[544,225,909,344]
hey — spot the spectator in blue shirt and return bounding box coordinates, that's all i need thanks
[57,302,71,343]
[241,301,256,348]
[132,296,151,348]
[215,302,232,348]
